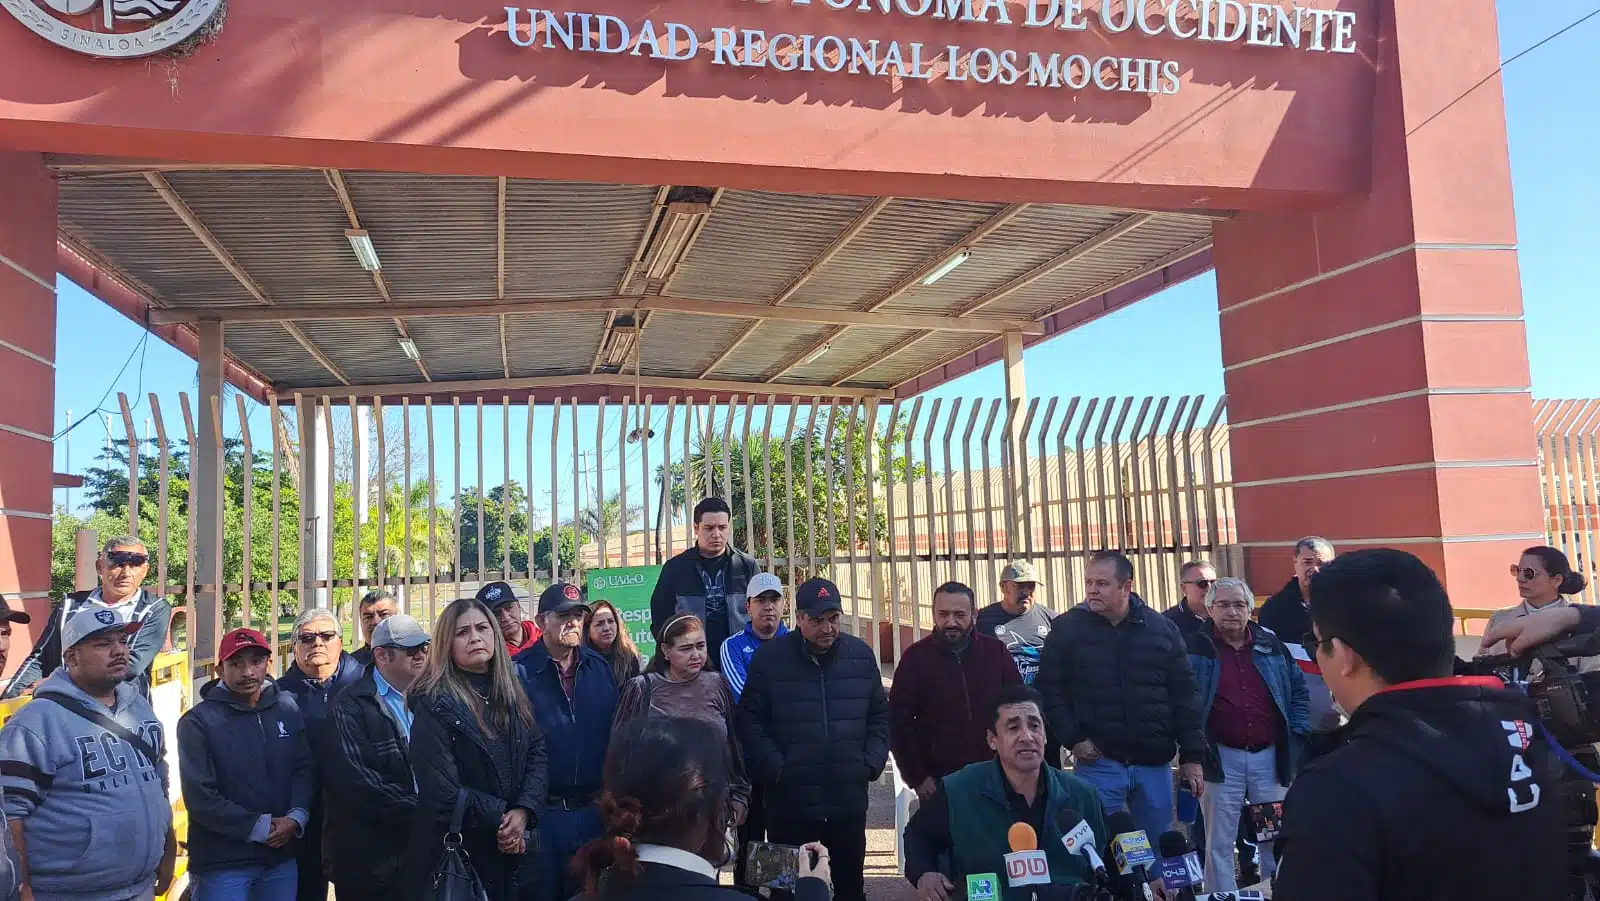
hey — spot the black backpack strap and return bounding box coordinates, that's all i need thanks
[35,691,161,765]
[449,787,469,835]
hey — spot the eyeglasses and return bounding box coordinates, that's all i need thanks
[296,631,339,645]
[104,551,149,568]
[1302,631,1334,655]
[1212,601,1251,612]
[1183,579,1215,590]
[381,643,430,659]
[1510,565,1546,581]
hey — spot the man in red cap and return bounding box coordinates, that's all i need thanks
[178,628,314,901]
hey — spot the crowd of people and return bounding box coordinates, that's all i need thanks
[0,509,1593,901]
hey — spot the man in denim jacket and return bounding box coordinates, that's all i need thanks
[1186,577,1309,893]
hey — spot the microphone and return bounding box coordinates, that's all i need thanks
[1155,830,1204,901]
[1104,811,1154,900]
[1053,807,1108,888]
[1005,822,1051,890]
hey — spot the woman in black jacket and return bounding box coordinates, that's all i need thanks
[405,598,548,901]
[573,717,831,901]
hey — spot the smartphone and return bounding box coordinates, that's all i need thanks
[742,841,802,891]
[1244,800,1284,842]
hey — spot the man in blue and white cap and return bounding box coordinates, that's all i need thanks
[0,604,175,901]
[719,571,789,891]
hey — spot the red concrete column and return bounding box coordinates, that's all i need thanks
[0,152,57,669]
[1213,0,1540,610]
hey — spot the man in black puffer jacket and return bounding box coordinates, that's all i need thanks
[738,577,889,901]
[1037,550,1207,842]
[650,496,762,672]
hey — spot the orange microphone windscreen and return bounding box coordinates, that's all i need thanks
[1007,822,1038,852]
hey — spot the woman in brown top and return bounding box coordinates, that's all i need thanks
[613,613,750,826]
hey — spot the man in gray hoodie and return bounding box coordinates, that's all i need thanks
[0,605,175,901]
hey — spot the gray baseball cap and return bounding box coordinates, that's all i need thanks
[63,605,140,649]
[372,614,429,649]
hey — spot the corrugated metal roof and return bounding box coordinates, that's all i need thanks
[53,162,1216,394]
[503,180,655,298]
[342,172,499,302]
[783,198,1008,311]
[162,170,383,307]
[58,174,257,308]
[669,190,876,304]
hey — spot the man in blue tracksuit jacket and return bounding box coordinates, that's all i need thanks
[179,628,315,901]
[515,583,620,901]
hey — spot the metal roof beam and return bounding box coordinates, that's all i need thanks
[289,372,892,401]
[325,168,431,382]
[765,203,1030,382]
[701,195,895,378]
[143,171,350,386]
[148,295,1044,334]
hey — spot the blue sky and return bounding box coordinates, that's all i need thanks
[49,1,1599,514]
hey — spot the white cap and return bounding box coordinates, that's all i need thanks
[748,573,785,598]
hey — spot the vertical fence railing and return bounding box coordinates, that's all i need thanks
[1536,399,1600,603]
[87,391,1256,664]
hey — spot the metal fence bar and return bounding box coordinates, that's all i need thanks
[938,399,960,587]
[452,398,462,601]
[921,399,942,609]
[237,394,254,627]
[150,394,171,610]
[641,395,654,567]
[979,400,1001,603]
[662,398,677,563]
[550,397,563,579]
[883,398,903,662]
[742,396,757,554]
[761,396,777,571]
[619,395,631,568]
[270,400,284,641]
[324,397,337,603]
[902,398,924,628]
[823,401,841,596]
[844,400,862,637]
[403,399,413,611]
[721,397,737,504]
[503,397,512,578]
[570,397,581,579]
[180,393,198,638]
[864,399,882,661]
[804,400,819,583]
[1018,398,1039,562]
[960,401,982,592]
[118,394,139,537]
[596,397,608,568]
[783,399,799,594]
[1048,398,1076,595]
[375,399,387,592]
[1033,398,1058,581]
[475,397,486,582]
[426,397,437,620]
[526,396,536,585]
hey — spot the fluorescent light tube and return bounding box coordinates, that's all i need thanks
[921,249,971,286]
[398,337,420,361]
[346,229,382,272]
[801,342,831,366]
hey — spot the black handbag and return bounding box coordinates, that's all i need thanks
[429,789,490,901]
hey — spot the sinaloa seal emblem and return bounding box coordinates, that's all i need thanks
[1,0,224,59]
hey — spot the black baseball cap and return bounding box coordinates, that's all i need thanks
[475,581,519,610]
[796,578,843,617]
[537,582,589,616]
[0,595,30,625]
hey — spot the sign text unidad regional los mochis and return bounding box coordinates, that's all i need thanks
[505,0,1357,96]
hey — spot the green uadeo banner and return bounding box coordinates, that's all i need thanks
[586,565,663,661]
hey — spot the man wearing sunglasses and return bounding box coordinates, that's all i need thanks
[325,615,429,901]
[277,607,363,901]
[1164,560,1218,638]
[3,536,172,701]
[1272,549,1564,901]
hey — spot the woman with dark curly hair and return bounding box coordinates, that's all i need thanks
[573,717,831,901]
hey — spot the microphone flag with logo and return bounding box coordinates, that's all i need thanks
[1004,822,1051,888]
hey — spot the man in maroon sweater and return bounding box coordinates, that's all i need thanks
[890,581,1023,802]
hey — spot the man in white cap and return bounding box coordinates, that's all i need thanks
[975,560,1056,684]
[720,571,789,890]
[326,615,430,901]
[0,605,175,901]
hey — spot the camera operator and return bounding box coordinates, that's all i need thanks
[1272,549,1565,901]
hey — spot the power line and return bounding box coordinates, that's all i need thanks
[53,329,150,441]
[1408,4,1600,138]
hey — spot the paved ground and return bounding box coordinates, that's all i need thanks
[864,774,917,901]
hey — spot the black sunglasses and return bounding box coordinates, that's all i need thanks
[296,630,339,645]
[105,551,149,568]
[1184,578,1215,590]
[380,643,430,659]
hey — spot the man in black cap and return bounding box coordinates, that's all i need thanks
[477,581,542,656]
[737,577,889,901]
[0,596,30,694]
[514,582,617,901]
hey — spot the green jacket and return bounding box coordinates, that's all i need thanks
[944,760,1107,900]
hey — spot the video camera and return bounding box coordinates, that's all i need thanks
[1463,630,1600,901]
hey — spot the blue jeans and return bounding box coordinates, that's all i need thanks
[192,859,297,901]
[1199,745,1286,892]
[531,803,604,901]
[1073,757,1176,843]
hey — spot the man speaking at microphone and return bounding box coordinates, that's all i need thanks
[903,685,1109,900]
[1271,549,1564,901]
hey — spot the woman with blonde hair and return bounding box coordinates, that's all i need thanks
[403,598,549,901]
[586,599,643,688]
